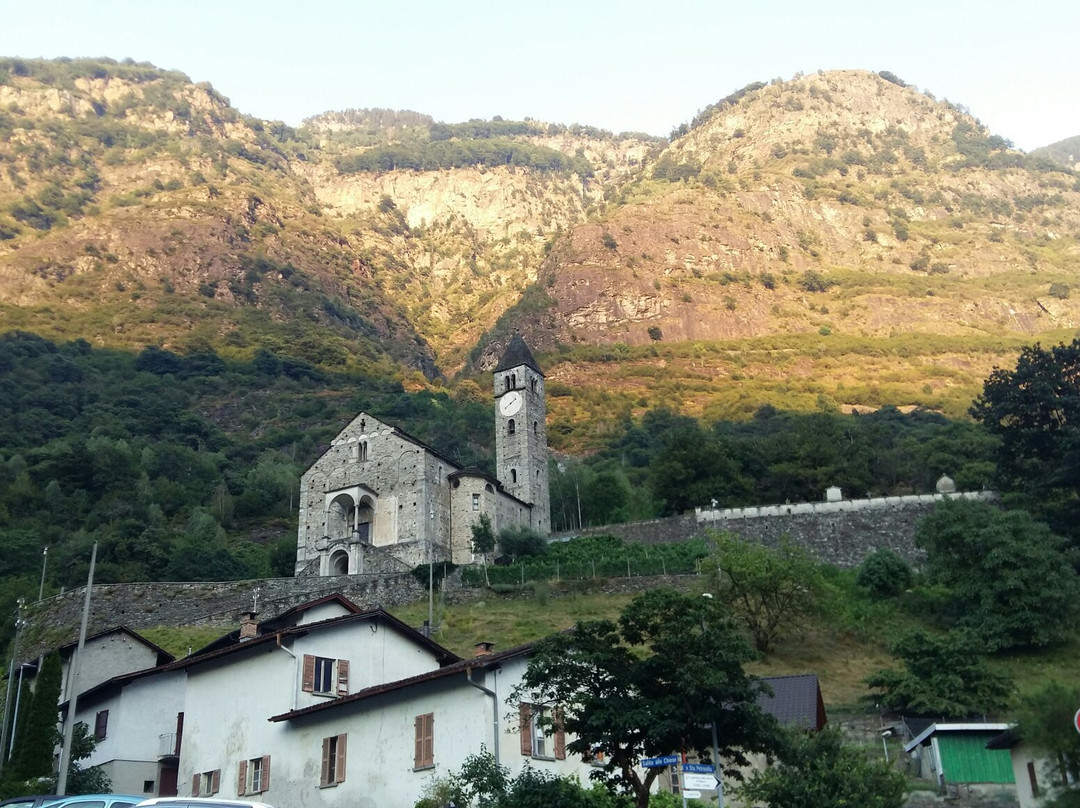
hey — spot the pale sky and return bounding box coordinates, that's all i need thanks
[3,0,1077,152]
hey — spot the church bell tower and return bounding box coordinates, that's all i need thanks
[494,334,550,534]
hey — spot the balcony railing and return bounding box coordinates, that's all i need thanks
[158,732,178,758]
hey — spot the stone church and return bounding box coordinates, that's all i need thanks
[294,334,550,576]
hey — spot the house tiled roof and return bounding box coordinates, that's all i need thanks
[757,674,827,731]
[174,607,460,672]
[494,333,543,375]
[59,626,175,665]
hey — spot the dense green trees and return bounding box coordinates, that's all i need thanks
[971,339,1080,538]
[915,499,1080,650]
[864,629,1012,716]
[738,727,905,808]
[0,332,498,632]
[511,589,778,808]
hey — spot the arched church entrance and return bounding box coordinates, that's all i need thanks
[329,549,349,575]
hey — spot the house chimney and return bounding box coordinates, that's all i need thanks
[474,641,495,658]
[239,612,259,641]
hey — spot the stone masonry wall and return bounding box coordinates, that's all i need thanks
[556,491,997,568]
[20,572,426,663]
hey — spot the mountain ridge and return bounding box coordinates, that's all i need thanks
[1,59,1078,436]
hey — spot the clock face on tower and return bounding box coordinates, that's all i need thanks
[499,390,523,417]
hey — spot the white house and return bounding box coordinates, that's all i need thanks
[64,665,185,797]
[167,595,593,808]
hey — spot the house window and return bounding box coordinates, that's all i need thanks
[321,734,347,787]
[472,493,480,511]
[192,770,220,796]
[238,756,270,795]
[519,704,565,760]
[303,655,350,696]
[414,713,434,770]
[508,418,516,434]
[142,780,154,794]
[94,709,109,742]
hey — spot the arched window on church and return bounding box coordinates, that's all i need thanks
[359,441,368,461]
[511,469,517,483]
[508,419,516,435]
[531,377,537,393]
[510,373,517,389]
[533,420,538,435]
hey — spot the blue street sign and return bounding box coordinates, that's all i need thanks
[642,755,680,768]
[682,763,716,774]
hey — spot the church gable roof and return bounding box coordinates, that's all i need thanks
[494,333,543,376]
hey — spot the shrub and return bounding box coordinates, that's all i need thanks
[1049,282,1070,299]
[856,549,913,597]
[798,271,832,292]
[601,232,618,250]
[647,326,663,341]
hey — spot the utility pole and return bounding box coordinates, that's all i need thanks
[57,542,97,795]
[0,598,27,773]
[38,547,48,601]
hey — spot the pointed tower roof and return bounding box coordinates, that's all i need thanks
[494,333,543,376]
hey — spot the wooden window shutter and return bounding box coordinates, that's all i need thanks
[554,708,566,760]
[211,769,220,795]
[414,714,433,768]
[237,760,247,796]
[94,709,109,741]
[414,715,423,768]
[302,654,315,692]
[335,733,347,783]
[261,755,271,792]
[519,703,533,756]
[423,715,433,768]
[321,737,331,787]
[336,659,350,696]
[192,774,200,797]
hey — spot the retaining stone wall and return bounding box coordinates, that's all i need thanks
[21,572,425,662]
[556,492,996,568]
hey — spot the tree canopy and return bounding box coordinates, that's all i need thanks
[971,339,1080,537]
[738,727,905,808]
[864,629,1012,717]
[701,532,828,653]
[915,499,1080,650]
[510,588,779,808]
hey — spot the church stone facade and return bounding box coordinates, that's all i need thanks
[295,335,549,576]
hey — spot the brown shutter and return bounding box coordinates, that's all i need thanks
[261,755,270,792]
[519,703,533,756]
[211,769,220,795]
[237,760,247,796]
[414,716,424,768]
[336,659,349,696]
[321,737,331,787]
[423,714,433,768]
[554,708,566,760]
[94,709,109,741]
[335,734,347,783]
[175,712,184,755]
[302,655,315,692]
[414,714,433,768]
[192,775,200,797]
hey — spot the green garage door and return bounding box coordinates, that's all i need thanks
[938,734,1015,784]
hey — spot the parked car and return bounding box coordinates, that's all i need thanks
[46,795,144,808]
[0,797,62,808]
[135,800,275,808]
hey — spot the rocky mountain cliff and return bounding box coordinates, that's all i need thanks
[1,59,1077,440]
